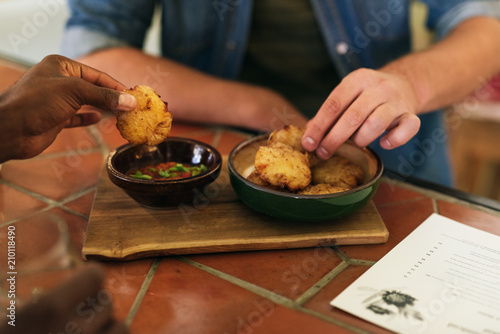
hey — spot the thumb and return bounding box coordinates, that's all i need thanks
[76,81,137,112]
[115,91,137,111]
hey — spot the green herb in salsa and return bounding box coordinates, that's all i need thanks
[129,162,207,180]
[130,170,152,180]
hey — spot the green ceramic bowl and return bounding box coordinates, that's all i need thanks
[228,134,383,222]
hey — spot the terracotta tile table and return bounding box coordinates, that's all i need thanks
[1,63,500,334]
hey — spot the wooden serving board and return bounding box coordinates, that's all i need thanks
[84,160,389,261]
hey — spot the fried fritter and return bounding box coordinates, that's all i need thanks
[306,151,320,167]
[246,170,282,191]
[116,85,172,145]
[298,183,350,195]
[268,125,305,152]
[268,125,319,166]
[311,155,364,189]
[255,142,311,191]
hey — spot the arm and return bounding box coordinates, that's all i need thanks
[302,17,500,159]
[0,55,136,163]
[78,47,308,132]
[0,264,128,334]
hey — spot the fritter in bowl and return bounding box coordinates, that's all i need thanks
[255,142,311,191]
[116,85,172,145]
[298,184,350,195]
[268,125,319,166]
[268,125,305,152]
[246,170,282,191]
[311,155,364,189]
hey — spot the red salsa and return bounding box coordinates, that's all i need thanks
[129,162,207,180]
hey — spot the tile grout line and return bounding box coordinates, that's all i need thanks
[292,247,375,333]
[0,207,55,228]
[124,257,161,327]
[291,246,356,306]
[332,247,378,266]
[347,259,377,266]
[332,246,349,261]
[0,178,56,205]
[0,204,90,230]
[87,124,107,146]
[58,185,99,220]
[0,179,62,222]
[294,260,349,306]
[60,185,97,204]
[296,307,371,334]
[58,205,91,221]
[87,126,110,160]
[375,196,429,209]
[179,255,372,333]
[0,176,95,222]
[389,178,500,217]
[432,197,440,214]
[210,128,223,148]
[176,256,296,308]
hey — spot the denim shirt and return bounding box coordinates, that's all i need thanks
[61,0,500,186]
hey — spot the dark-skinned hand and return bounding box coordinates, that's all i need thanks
[0,54,136,163]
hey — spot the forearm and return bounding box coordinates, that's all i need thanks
[381,16,500,113]
[0,91,24,162]
[78,47,307,131]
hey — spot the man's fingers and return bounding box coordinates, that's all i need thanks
[350,103,396,148]
[319,90,387,157]
[379,113,421,149]
[302,68,421,158]
[302,76,363,152]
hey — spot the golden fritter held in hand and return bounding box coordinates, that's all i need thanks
[298,183,350,195]
[116,85,172,145]
[268,125,319,166]
[255,142,311,191]
[311,156,364,189]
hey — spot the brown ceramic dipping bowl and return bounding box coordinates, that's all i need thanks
[106,137,222,208]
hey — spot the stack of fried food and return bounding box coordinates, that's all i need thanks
[247,125,364,195]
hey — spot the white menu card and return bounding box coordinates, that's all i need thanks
[331,213,500,334]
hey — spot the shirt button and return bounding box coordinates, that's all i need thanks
[336,42,349,55]
[226,41,237,50]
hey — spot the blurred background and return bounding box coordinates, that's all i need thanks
[0,0,500,200]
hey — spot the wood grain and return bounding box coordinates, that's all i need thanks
[84,161,389,261]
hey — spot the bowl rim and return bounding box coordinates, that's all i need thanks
[228,133,384,199]
[106,137,223,185]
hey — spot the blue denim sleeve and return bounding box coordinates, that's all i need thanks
[61,0,155,59]
[424,0,500,40]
